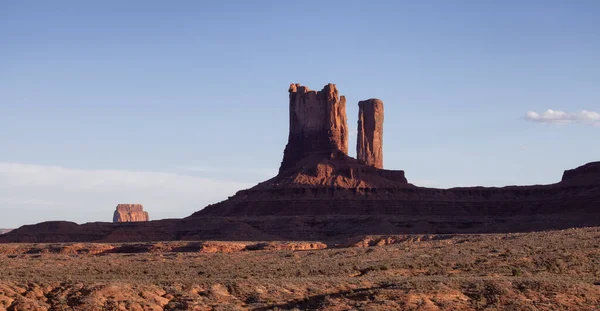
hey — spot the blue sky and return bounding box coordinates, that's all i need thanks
[1,1,599,227]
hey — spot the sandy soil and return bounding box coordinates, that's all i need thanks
[1,228,600,310]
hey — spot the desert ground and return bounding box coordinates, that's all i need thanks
[1,227,599,310]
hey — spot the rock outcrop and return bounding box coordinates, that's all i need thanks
[357,99,384,169]
[279,83,349,173]
[113,204,149,223]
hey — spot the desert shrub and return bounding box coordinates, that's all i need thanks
[245,293,261,304]
[512,267,522,276]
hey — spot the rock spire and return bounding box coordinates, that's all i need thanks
[279,83,349,172]
[357,99,384,169]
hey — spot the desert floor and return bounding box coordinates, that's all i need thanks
[1,227,600,310]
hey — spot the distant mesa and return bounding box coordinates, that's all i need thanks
[0,229,12,235]
[113,204,149,223]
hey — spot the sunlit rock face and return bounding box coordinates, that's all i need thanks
[279,83,349,173]
[113,204,149,223]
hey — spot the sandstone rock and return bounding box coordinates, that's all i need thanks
[113,204,149,223]
[357,99,384,169]
[279,83,349,173]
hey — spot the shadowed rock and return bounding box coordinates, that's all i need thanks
[562,162,600,185]
[357,98,384,169]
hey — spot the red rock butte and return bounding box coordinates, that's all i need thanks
[113,204,149,223]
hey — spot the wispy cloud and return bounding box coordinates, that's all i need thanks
[524,109,600,126]
[0,162,254,227]
[410,180,438,187]
[0,197,56,205]
[178,166,276,177]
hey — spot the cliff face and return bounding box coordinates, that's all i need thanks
[357,99,384,169]
[279,84,349,173]
[113,204,149,223]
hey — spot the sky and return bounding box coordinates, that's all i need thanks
[1,1,599,228]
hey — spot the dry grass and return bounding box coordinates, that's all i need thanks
[1,227,600,310]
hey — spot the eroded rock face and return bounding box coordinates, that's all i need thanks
[113,204,149,223]
[357,99,384,169]
[279,83,349,173]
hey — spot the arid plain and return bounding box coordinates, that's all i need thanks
[1,228,600,310]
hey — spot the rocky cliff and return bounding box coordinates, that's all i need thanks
[113,204,149,223]
[279,84,349,173]
[357,99,384,169]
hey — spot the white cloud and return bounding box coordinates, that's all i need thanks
[0,162,254,228]
[525,109,600,126]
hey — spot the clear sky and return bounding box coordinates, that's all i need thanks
[1,1,599,228]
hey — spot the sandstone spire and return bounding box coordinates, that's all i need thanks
[357,99,384,169]
[279,83,349,172]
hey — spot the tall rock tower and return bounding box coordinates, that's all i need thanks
[357,99,384,169]
[279,83,349,173]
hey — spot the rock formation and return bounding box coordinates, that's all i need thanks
[279,83,349,173]
[190,84,597,218]
[0,229,12,235]
[113,204,149,223]
[1,83,599,244]
[561,162,600,185]
[357,99,384,169]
